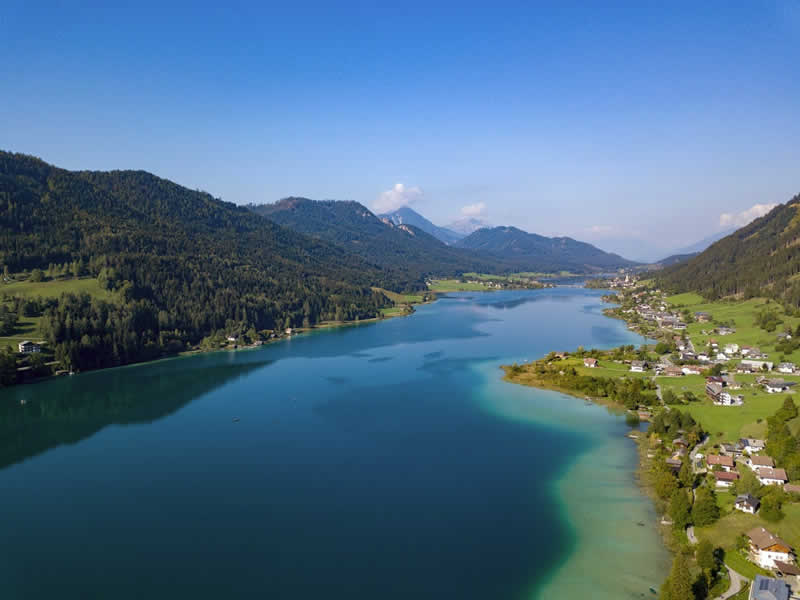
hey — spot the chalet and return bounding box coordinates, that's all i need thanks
[714,471,740,487]
[673,436,689,449]
[18,341,40,354]
[716,353,729,361]
[777,363,796,374]
[734,493,760,514]
[747,527,795,569]
[226,335,237,342]
[706,382,724,401]
[680,351,697,361]
[665,457,683,472]
[764,379,795,394]
[772,562,800,588]
[673,322,687,331]
[724,343,740,355]
[749,575,791,600]
[695,312,711,322]
[741,438,766,454]
[757,468,788,486]
[698,353,710,363]
[584,358,598,368]
[630,361,647,373]
[706,454,735,471]
[682,365,703,375]
[664,366,684,377]
[748,455,775,470]
[716,326,735,335]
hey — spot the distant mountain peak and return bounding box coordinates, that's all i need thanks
[446,216,490,236]
[379,206,463,245]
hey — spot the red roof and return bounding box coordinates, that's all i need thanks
[707,455,734,467]
[714,471,740,481]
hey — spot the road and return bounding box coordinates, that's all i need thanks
[714,564,746,600]
[686,526,698,545]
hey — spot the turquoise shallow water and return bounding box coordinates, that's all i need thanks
[0,288,668,599]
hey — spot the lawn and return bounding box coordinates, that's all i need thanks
[0,314,44,349]
[427,279,489,292]
[697,501,800,557]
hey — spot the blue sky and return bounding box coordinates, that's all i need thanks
[3,1,799,261]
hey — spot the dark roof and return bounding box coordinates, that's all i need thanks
[750,575,790,600]
[735,493,760,508]
[774,561,800,576]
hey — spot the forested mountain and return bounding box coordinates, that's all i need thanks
[379,206,463,245]
[651,253,698,268]
[656,196,800,305]
[249,198,507,281]
[0,152,398,373]
[455,226,637,272]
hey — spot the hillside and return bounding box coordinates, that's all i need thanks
[0,152,396,374]
[650,253,698,268]
[250,198,507,283]
[656,195,800,305]
[455,226,637,272]
[379,206,463,245]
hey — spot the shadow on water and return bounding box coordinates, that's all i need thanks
[0,359,273,471]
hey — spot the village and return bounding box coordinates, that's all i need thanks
[506,283,800,599]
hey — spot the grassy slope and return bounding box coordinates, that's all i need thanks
[0,277,113,347]
[427,279,489,292]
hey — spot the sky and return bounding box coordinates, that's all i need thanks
[3,1,800,261]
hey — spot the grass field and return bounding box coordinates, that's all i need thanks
[427,279,489,292]
[1,277,113,301]
[665,294,800,364]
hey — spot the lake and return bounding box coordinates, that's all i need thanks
[0,287,668,599]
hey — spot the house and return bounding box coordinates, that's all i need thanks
[747,527,795,569]
[716,352,729,361]
[707,454,735,471]
[720,442,742,456]
[682,365,703,375]
[226,335,237,342]
[715,392,744,406]
[724,343,740,355]
[630,361,647,373]
[748,575,791,600]
[777,332,793,341]
[706,382,724,401]
[665,457,683,472]
[777,362,796,374]
[748,455,775,470]
[584,358,598,368]
[735,493,760,514]
[698,353,710,362]
[722,375,740,389]
[741,438,767,453]
[285,328,293,335]
[772,562,800,587]
[764,379,795,394]
[673,436,689,449]
[695,312,712,322]
[740,359,774,372]
[717,326,735,335]
[715,471,740,487]
[784,484,800,495]
[664,366,684,377]
[18,340,41,354]
[757,468,788,486]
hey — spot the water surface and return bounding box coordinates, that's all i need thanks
[0,288,668,599]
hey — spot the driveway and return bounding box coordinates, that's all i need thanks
[715,564,746,600]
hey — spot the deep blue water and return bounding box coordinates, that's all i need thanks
[0,288,651,599]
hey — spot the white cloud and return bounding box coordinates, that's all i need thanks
[587,225,613,235]
[373,183,424,214]
[719,203,778,228]
[460,202,487,217]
